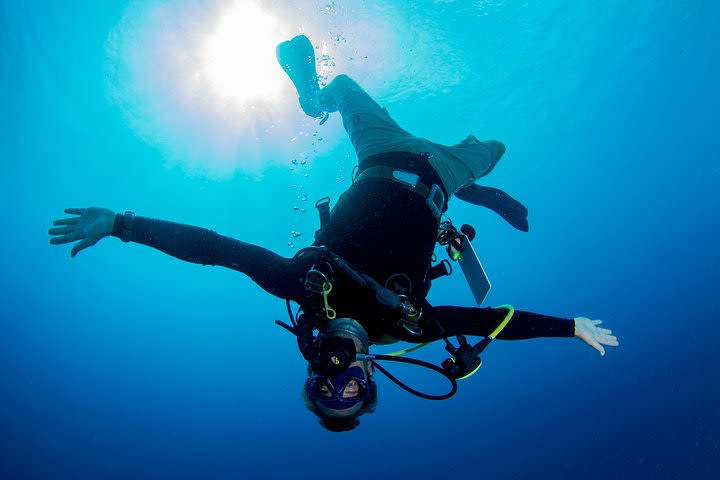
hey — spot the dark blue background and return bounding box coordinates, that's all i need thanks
[1,1,718,478]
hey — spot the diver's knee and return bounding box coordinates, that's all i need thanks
[332,74,354,85]
[483,140,506,162]
[326,74,361,93]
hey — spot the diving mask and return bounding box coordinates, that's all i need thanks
[306,366,376,410]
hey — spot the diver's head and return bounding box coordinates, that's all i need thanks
[301,318,377,431]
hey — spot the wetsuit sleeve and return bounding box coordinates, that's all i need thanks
[419,305,574,342]
[110,214,306,301]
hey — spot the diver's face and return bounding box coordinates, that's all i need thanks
[311,358,374,418]
[317,377,362,399]
[316,401,363,417]
[307,328,375,418]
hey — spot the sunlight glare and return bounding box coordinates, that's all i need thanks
[203,2,285,105]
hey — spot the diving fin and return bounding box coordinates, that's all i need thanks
[276,35,323,118]
[455,184,529,232]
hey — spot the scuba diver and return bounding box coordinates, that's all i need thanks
[48,35,618,432]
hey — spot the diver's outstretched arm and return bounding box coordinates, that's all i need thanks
[48,207,306,301]
[49,207,116,257]
[419,305,619,355]
[573,317,618,356]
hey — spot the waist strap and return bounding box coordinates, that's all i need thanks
[353,166,446,220]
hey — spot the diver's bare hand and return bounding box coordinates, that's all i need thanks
[48,207,116,257]
[574,318,619,356]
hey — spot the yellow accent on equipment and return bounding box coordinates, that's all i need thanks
[322,282,336,319]
[384,304,515,379]
[490,304,514,339]
[386,342,431,357]
[454,357,482,380]
[453,305,513,380]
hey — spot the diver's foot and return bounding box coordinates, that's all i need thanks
[493,189,529,232]
[276,35,323,118]
[481,187,528,232]
[456,184,529,231]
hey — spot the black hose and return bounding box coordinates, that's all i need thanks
[286,299,297,329]
[370,354,457,400]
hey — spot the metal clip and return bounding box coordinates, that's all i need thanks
[305,268,329,294]
[397,295,422,336]
[305,268,336,319]
[398,317,423,336]
[322,282,336,319]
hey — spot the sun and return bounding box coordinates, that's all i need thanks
[202,2,287,105]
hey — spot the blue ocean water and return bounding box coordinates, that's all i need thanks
[1,0,718,478]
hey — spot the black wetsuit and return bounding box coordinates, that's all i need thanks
[111,151,574,344]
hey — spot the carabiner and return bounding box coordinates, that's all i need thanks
[322,282,337,319]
